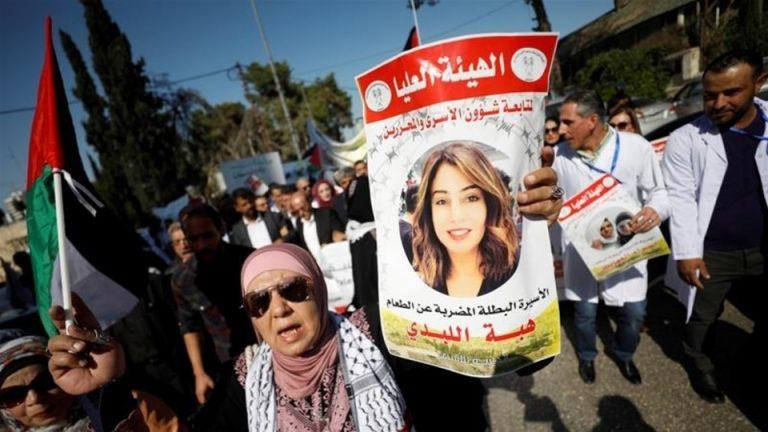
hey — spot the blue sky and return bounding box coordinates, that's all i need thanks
[0,0,613,209]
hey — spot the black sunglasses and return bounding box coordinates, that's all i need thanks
[243,277,313,318]
[545,127,559,133]
[0,370,57,409]
[609,121,630,131]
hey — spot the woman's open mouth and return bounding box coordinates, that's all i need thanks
[447,228,471,241]
[277,324,302,343]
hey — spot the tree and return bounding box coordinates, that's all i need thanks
[240,61,352,159]
[59,29,144,224]
[60,0,191,223]
[575,47,671,101]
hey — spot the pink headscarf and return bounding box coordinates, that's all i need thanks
[311,179,336,209]
[240,244,339,400]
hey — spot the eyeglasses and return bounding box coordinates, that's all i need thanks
[242,277,313,318]
[609,121,630,131]
[545,127,559,134]
[0,370,57,409]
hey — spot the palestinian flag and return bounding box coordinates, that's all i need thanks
[302,143,323,173]
[403,26,420,52]
[26,18,143,335]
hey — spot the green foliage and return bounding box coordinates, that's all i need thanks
[241,62,352,159]
[61,0,196,224]
[575,47,671,101]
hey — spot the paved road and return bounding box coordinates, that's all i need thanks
[482,285,762,431]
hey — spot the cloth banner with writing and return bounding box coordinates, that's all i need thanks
[356,34,561,376]
[558,174,670,280]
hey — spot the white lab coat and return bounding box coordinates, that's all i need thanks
[554,128,670,306]
[662,98,768,320]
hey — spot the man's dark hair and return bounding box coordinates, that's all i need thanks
[704,49,764,78]
[180,203,224,233]
[281,184,297,194]
[232,187,255,202]
[564,90,606,122]
[545,115,560,127]
[354,160,366,166]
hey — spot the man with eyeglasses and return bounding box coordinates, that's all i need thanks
[663,50,768,404]
[554,89,669,386]
[175,204,257,406]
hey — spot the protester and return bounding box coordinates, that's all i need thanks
[334,167,356,193]
[195,244,409,431]
[555,89,669,385]
[175,204,257,405]
[354,159,368,178]
[229,187,291,249]
[295,177,311,198]
[268,183,283,213]
[168,222,193,265]
[606,84,634,116]
[345,172,379,309]
[1,255,35,310]
[290,192,346,260]
[0,297,181,432]
[662,50,767,403]
[411,142,519,297]
[253,194,270,214]
[544,116,562,146]
[311,178,348,225]
[609,106,642,135]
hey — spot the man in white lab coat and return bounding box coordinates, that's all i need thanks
[663,50,767,404]
[555,90,669,385]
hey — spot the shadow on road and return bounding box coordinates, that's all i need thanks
[486,374,569,432]
[592,395,655,432]
[644,283,766,430]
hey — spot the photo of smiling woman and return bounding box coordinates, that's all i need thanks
[411,142,520,298]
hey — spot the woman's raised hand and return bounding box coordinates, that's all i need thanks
[48,293,126,395]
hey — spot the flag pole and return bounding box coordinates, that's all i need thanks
[247,0,303,160]
[52,169,75,330]
[409,0,422,43]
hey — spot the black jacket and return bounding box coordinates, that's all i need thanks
[229,211,289,248]
[293,208,345,251]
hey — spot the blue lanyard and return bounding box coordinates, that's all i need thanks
[582,132,621,175]
[728,107,768,141]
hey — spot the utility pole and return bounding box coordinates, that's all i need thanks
[525,0,561,92]
[247,0,302,160]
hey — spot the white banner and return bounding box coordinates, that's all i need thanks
[219,152,286,193]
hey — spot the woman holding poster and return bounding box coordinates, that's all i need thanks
[412,142,519,297]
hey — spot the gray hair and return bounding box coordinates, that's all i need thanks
[333,167,355,184]
[563,89,606,122]
[167,221,183,238]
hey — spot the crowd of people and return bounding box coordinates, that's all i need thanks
[1,48,765,431]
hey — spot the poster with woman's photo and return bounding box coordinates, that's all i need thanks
[356,34,560,377]
[558,174,670,280]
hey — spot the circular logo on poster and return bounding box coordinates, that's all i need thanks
[602,176,616,188]
[364,80,392,113]
[511,48,547,83]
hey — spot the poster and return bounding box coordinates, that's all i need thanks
[317,241,355,313]
[558,174,670,281]
[356,34,560,377]
[219,152,286,193]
